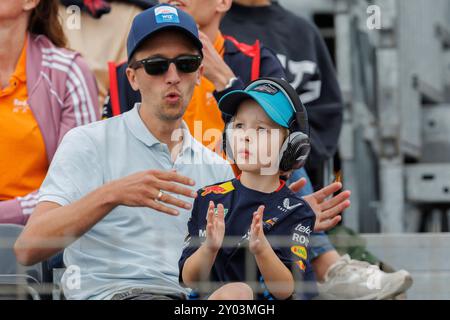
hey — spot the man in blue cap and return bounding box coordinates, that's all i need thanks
[15,4,349,300]
[15,4,235,300]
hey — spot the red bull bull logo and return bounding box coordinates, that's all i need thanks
[295,260,306,271]
[201,181,235,197]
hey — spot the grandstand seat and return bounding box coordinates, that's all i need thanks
[0,224,43,300]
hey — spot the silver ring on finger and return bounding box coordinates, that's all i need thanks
[155,190,164,202]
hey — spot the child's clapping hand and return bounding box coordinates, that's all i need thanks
[204,201,226,253]
[249,205,271,256]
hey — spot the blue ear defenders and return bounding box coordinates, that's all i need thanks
[222,77,310,172]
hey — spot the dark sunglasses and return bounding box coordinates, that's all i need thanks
[129,55,202,76]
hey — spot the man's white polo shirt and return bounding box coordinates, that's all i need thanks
[39,104,234,300]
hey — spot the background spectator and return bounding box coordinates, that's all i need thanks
[59,0,156,108]
[0,0,99,225]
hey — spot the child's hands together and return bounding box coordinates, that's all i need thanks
[249,205,271,256]
[204,201,225,253]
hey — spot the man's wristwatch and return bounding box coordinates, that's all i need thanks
[223,76,239,90]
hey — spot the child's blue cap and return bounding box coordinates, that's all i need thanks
[127,4,203,62]
[218,79,296,128]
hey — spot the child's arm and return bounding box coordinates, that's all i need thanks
[182,201,225,288]
[249,205,295,300]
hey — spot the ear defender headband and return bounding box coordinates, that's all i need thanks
[221,77,311,172]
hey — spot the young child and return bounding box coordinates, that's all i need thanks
[179,78,325,300]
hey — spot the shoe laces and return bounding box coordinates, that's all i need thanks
[326,254,380,281]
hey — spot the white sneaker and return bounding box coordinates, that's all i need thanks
[317,254,413,300]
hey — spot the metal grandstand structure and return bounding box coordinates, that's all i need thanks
[281,0,450,299]
[282,0,450,233]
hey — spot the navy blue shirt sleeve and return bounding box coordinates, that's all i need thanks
[304,25,343,172]
[214,43,286,103]
[259,46,286,78]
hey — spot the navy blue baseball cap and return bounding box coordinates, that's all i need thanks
[127,4,203,62]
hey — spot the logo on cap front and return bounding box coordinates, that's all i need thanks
[252,83,279,95]
[155,6,180,24]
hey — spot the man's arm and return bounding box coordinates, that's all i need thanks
[15,170,197,266]
[198,31,237,92]
[15,186,115,266]
[303,26,344,183]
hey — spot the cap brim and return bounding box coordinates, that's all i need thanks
[218,90,249,117]
[219,91,290,128]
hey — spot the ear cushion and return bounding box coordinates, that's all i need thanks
[279,131,311,172]
[255,77,310,171]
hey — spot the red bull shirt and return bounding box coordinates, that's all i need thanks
[179,177,316,300]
